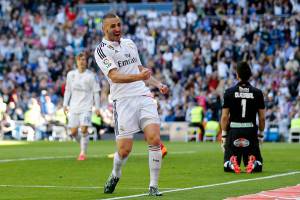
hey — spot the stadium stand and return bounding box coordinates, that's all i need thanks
[0,0,299,142]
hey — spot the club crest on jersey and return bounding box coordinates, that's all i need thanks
[108,45,114,50]
[233,138,250,147]
[108,45,120,53]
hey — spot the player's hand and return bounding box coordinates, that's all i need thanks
[221,137,226,152]
[95,109,101,117]
[139,68,151,80]
[63,107,69,115]
[159,84,169,94]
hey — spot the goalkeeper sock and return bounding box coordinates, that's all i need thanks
[148,145,162,187]
[112,152,128,178]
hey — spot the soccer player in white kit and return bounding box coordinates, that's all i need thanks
[63,52,101,160]
[94,13,169,196]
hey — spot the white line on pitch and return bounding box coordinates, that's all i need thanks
[0,185,177,190]
[0,151,196,163]
[97,171,300,200]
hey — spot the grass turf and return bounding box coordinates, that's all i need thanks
[0,141,299,200]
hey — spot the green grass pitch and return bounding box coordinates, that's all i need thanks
[0,141,299,200]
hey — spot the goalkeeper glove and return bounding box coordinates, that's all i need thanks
[258,131,264,145]
[221,130,227,152]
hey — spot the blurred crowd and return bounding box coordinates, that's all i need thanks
[0,0,300,140]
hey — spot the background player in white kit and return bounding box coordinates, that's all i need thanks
[94,13,169,196]
[63,52,101,161]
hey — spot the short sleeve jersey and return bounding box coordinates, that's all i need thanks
[94,38,150,100]
[222,81,265,125]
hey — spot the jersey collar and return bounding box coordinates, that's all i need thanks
[76,69,86,74]
[238,81,250,87]
[102,37,121,47]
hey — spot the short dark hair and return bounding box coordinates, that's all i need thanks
[103,13,118,21]
[237,61,252,81]
[76,51,86,59]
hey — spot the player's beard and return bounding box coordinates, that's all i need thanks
[112,31,121,42]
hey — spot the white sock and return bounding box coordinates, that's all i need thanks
[148,145,162,188]
[80,134,89,155]
[112,152,128,178]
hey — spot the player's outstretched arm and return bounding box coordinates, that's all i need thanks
[138,66,169,94]
[108,68,151,83]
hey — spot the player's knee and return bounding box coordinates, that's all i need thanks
[253,161,263,172]
[224,167,233,172]
[146,134,161,146]
[147,136,160,146]
[81,126,88,134]
[253,166,262,172]
[223,161,233,172]
[118,148,131,158]
[70,128,78,137]
[118,145,132,158]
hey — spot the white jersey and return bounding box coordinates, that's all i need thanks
[94,38,150,100]
[63,69,100,114]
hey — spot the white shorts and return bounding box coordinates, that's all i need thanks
[68,112,92,128]
[113,95,160,139]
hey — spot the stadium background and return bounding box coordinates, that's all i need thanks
[0,1,300,200]
[0,0,299,142]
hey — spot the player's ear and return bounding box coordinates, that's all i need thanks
[102,20,107,33]
[102,25,105,33]
[103,24,108,34]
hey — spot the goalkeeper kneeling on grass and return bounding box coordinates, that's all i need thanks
[220,61,265,174]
